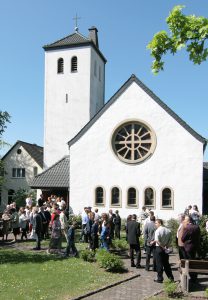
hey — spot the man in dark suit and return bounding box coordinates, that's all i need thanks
[38,206,48,239]
[181,215,200,282]
[33,207,43,250]
[126,214,141,268]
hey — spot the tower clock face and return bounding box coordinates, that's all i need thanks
[112,120,156,164]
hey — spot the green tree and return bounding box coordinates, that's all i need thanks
[147,5,208,74]
[0,111,11,186]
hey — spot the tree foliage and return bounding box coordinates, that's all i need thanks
[0,111,10,138]
[147,5,208,73]
[0,111,11,186]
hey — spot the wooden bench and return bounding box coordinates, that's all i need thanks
[180,259,208,292]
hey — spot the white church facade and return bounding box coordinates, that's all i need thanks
[31,26,207,220]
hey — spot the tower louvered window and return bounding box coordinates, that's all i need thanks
[57,58,64,73]
[71,56,78,72]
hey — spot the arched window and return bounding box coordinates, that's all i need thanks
[144,187,155,207]
[127,187,138,207]
[57,58,64,73]
[95,187,104,206]
[8,189,15,205]
[111,187,121,206]
[71,56,77,72]
[162,187,173,208]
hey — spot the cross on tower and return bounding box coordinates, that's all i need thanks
[73,13,81,31]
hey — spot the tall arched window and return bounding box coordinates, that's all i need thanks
[71,56,78,72]
[95,187,104,206]
[8,189,15,205]
[144,187,155,207]
[111,187,121,206]
[57,58,64,73]
[127,187,138,207]
[162,187,173,208]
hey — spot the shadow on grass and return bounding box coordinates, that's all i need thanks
[0,248,65,264]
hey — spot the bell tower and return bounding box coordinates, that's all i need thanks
[43,26,106,168]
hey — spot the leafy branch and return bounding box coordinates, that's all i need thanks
[147,5,208,74]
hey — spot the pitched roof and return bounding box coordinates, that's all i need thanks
[43,31,107,63]
[1,140,43,168]
[30,156,70,189]
[68,74,207,148]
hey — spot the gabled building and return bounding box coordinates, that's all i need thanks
[31,26,207,219]
[0,140,43,210]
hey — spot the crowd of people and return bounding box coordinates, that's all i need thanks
[0,196,207,284]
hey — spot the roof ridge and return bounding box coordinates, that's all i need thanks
[35,155,69,178]
[17,140,43,148]
[43,31,89,48]
[68,74,206,148]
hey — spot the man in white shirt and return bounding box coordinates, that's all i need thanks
[151,219,174,283]
[80,207,89,242]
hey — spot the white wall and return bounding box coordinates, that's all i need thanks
[1,144,42,210]
[44,45,105,168]
[70,82,204,220]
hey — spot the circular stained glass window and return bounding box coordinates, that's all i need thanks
[112,120,156,164]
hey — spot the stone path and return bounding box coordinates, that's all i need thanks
[75,252,208,300]
[75,252,180,300]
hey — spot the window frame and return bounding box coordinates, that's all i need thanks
[94,186,105,207]
[161,187,174,210]
[8,189,15,204]
[12,168,25,178]
[144,186,156,209]
[111,119,157,165]
[57,58,64,74]
[126,187,138,208]
[71,56,78,72]
[110,186,122,207]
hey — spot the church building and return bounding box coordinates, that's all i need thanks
[31,26,207,219]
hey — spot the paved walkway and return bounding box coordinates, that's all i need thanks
[77,252,180,300]
[78,252,208,300]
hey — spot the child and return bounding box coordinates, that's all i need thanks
[65,221,78,257]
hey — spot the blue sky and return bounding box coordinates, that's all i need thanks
[0,0,207,160]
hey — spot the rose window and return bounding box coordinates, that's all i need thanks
[112,121,156,164]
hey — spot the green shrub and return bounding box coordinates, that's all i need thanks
[139,236,144,248]
[80,249,95,262]
[163,279,177,297]
[96,249,124,272]
[205,287,208,298]
[13,189,36,208]
[112,239,128,250]
[121,218,126,231]
[68,214,82,228]
[166,218,179,248]
[198,215,208,259]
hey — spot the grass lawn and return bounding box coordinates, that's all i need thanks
[0,242,126,300]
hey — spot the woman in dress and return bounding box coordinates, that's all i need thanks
[48,214,62,254]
